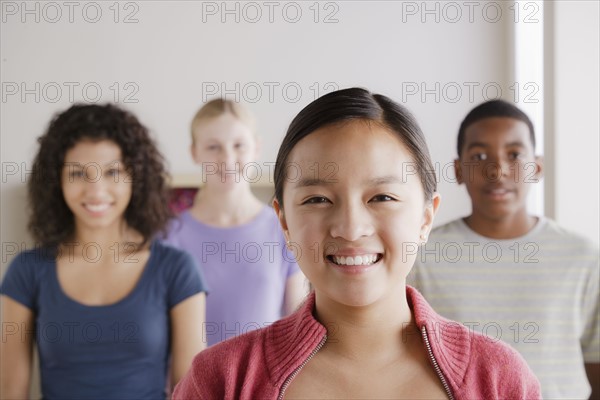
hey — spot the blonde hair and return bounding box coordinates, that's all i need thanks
[190,99,256,143]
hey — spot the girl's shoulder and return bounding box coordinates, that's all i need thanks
[148,240,208,296]
[0,247,56,310]
[6,247,55,273]
[460,329,541,397]
[173,298,321,399]
[148,240,199,272]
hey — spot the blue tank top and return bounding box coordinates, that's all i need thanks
[0,241,207,399]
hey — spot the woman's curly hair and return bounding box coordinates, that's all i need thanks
[29,103,173,248]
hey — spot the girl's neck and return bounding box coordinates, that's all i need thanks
[67,221,143,255]
[313,287,416,360]
[191,184,264,227]
[465,209,537,239]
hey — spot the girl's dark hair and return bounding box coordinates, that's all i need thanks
[29,103,173,248]
[457,99,535,157]
[274,87,437,208]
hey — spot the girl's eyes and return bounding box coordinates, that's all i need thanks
[302,196,330,205]
[66,168,124,180]
[69,170,84,178]
[301,194,397,205]
[369,194,397,203]
[206,144,246,151]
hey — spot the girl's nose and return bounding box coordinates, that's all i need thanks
[329,201,375,242]
[220,148,238,171]
[83,166,109,194]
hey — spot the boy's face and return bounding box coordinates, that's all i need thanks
[454,117,542,221]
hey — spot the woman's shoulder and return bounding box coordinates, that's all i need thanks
[173,294,324,399]
[407,287,541,397]
[147,240,202,282]
[150,240,195,264]
[5,247,54,273]
[460,329,541,398]
[173,324,273,398]
[422,316,541,398]
[0,247,55,309]
[184,305,306,376]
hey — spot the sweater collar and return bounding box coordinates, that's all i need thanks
[265,286,471,390]
[407,285,471,389]
[264,293,327,388]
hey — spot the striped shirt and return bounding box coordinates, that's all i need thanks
[409,217,599,399]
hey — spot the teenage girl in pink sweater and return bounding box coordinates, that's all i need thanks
[174,88,541,399]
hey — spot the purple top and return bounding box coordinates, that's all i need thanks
[164,206,300,346]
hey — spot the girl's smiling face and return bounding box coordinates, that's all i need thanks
[191,113,258,188]
[274,120,439,308]
[61,139,132,232]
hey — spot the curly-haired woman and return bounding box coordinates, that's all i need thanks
[0,103,208,399]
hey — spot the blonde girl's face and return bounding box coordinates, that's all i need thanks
[190,113,259,188]
[274,120,438,308]
[61,139,132,233]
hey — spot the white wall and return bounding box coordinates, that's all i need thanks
[2,1,517,271]
[2,2,598,258]
[545,0,599,245]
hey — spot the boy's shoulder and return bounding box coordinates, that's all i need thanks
[429,218,470,240]
[541,218,599,251]
[432,217,598,252]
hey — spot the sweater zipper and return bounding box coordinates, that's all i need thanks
[421,325,455,400]
[277,335,327,400]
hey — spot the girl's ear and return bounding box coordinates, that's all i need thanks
[272,198,289,241]
[190,142,200,165]
[454,159,464,185]
[420,192,441,241]
[534,155,544,180]
[254,135,262,160]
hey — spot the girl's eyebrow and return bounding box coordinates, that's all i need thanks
[295,177,329,188]
[367,176,403,186]
[295,175,403,188]
[62,160,123,168]
[103,160,123,167]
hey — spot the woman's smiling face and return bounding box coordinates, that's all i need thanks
[274,120,439,308]
[61,139,132,232]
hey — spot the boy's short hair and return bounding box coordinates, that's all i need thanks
[457,99,535,157]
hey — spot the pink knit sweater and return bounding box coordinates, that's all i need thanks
[173,286,541,399]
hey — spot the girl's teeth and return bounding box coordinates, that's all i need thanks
[334,255,377,266]
[86,204,109,212]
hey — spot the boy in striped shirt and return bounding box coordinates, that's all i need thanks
[410,100,599,399]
